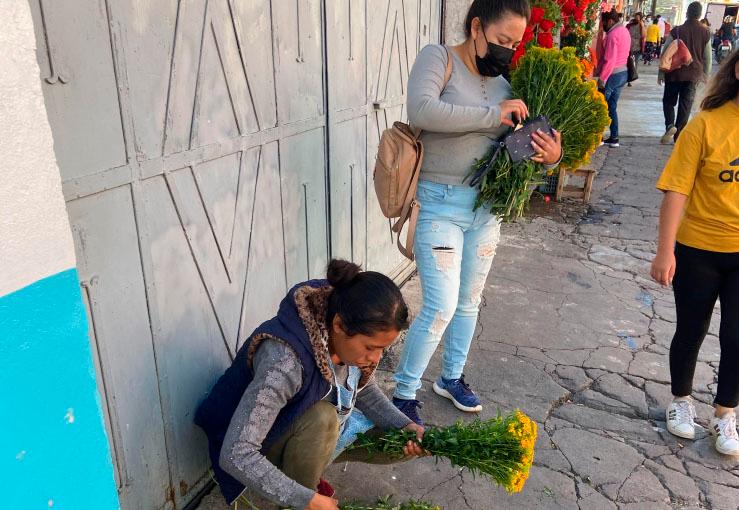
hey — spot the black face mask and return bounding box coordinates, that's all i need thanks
[475,31,515,78]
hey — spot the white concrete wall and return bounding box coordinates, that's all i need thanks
[0,0,76,296]
[444,0,474,44]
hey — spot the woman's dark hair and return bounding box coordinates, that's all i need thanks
[464,0,531,38]
[701,50,739,110]
[601,9,619,24]
[325,259,409,336]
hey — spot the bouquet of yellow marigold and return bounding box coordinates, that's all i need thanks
[470,47,610,220]
[349,410,537,494]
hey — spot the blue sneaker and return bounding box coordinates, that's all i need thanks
[392,397,424,426]
[433,375,482,412]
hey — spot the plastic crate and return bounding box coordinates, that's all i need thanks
[538,173,558,195]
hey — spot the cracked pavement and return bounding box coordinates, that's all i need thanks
[196,71,737,510]
[197,138,739,510]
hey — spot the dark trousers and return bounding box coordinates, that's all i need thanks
[663,80,697,140]
[670,243,739,408]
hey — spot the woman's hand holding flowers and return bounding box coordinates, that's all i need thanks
[530,128,562,165]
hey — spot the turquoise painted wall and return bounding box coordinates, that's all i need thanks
[1,269,119,510]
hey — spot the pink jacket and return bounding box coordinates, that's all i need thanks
[596,25,631,83]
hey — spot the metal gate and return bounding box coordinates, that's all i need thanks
[29,0,440,508]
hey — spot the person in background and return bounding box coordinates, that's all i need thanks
[664,18,672,38]
[391,0,562,425]
[595,9,631,147]
[657,14,666,45]
[651,49,739,457]
[627,12,647,70]
[700,18,711,29]
[645,16,661,63]
[719,17,737,51]
[658,1,712,144]
[195,260,426,510]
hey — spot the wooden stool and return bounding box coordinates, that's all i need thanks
[556,167,597,203]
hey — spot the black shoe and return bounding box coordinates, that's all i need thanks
[392,397,424,426]
[603,137,620,147]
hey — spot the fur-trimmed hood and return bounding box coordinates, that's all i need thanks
[247,280,377,388]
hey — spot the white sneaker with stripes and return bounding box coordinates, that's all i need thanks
[666,399,696,440]
[710,413,739,456]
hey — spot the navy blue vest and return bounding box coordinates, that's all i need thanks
[194,280,332,503]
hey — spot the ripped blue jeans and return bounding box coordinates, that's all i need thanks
[393,180,501,400]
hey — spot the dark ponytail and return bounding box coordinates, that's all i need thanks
[464,0,531,38]
[326,259,409,336]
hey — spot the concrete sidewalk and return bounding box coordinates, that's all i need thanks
[197,64,737,510]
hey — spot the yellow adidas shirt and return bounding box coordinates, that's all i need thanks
[646,24,660,43]
[656,100,739,253]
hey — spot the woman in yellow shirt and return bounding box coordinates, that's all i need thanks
[651,50,739,456]
[644,21,661,63]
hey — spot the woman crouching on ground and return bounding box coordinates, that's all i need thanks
[195,260,425,509]
[651,49,739,456]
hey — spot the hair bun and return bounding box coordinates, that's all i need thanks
[326,259,362,289]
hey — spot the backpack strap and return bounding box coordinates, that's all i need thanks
[411,45,454,139]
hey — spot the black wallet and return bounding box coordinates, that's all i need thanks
[504,115,555,163]
[468,115,555,187]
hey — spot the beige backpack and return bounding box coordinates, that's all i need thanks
[373,46,453,260]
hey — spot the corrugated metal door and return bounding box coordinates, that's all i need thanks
[30,1,439,508]
[328,0,441,278]
[365,0,442,279]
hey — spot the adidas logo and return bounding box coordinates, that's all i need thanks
[718,157,739,183]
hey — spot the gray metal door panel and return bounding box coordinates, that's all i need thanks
[367,0,413,276]
[113,0,178,159]
[326,0,369,266]
[161,0,208,156]
[238,142,289,347]
[272,0,325,124]
[229,0,278,131]
[29,0,126,180]
[365,0,441,277]
[281,130,330,286]
[328,117,368,266]
[66,188,171,510]
[33,1,439,507]
[140,174,232,506]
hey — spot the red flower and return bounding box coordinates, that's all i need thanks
[530,6,545,24]
[512,44,527,66]
[540,19,556,31]
[523,25,535,44]
[573,7,585,22]
[537,31,554,48]
[562,0,577,14]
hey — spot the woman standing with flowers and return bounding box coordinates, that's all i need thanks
[651,50,739,456]
[391,0,562,425]
[594,9,631,148]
